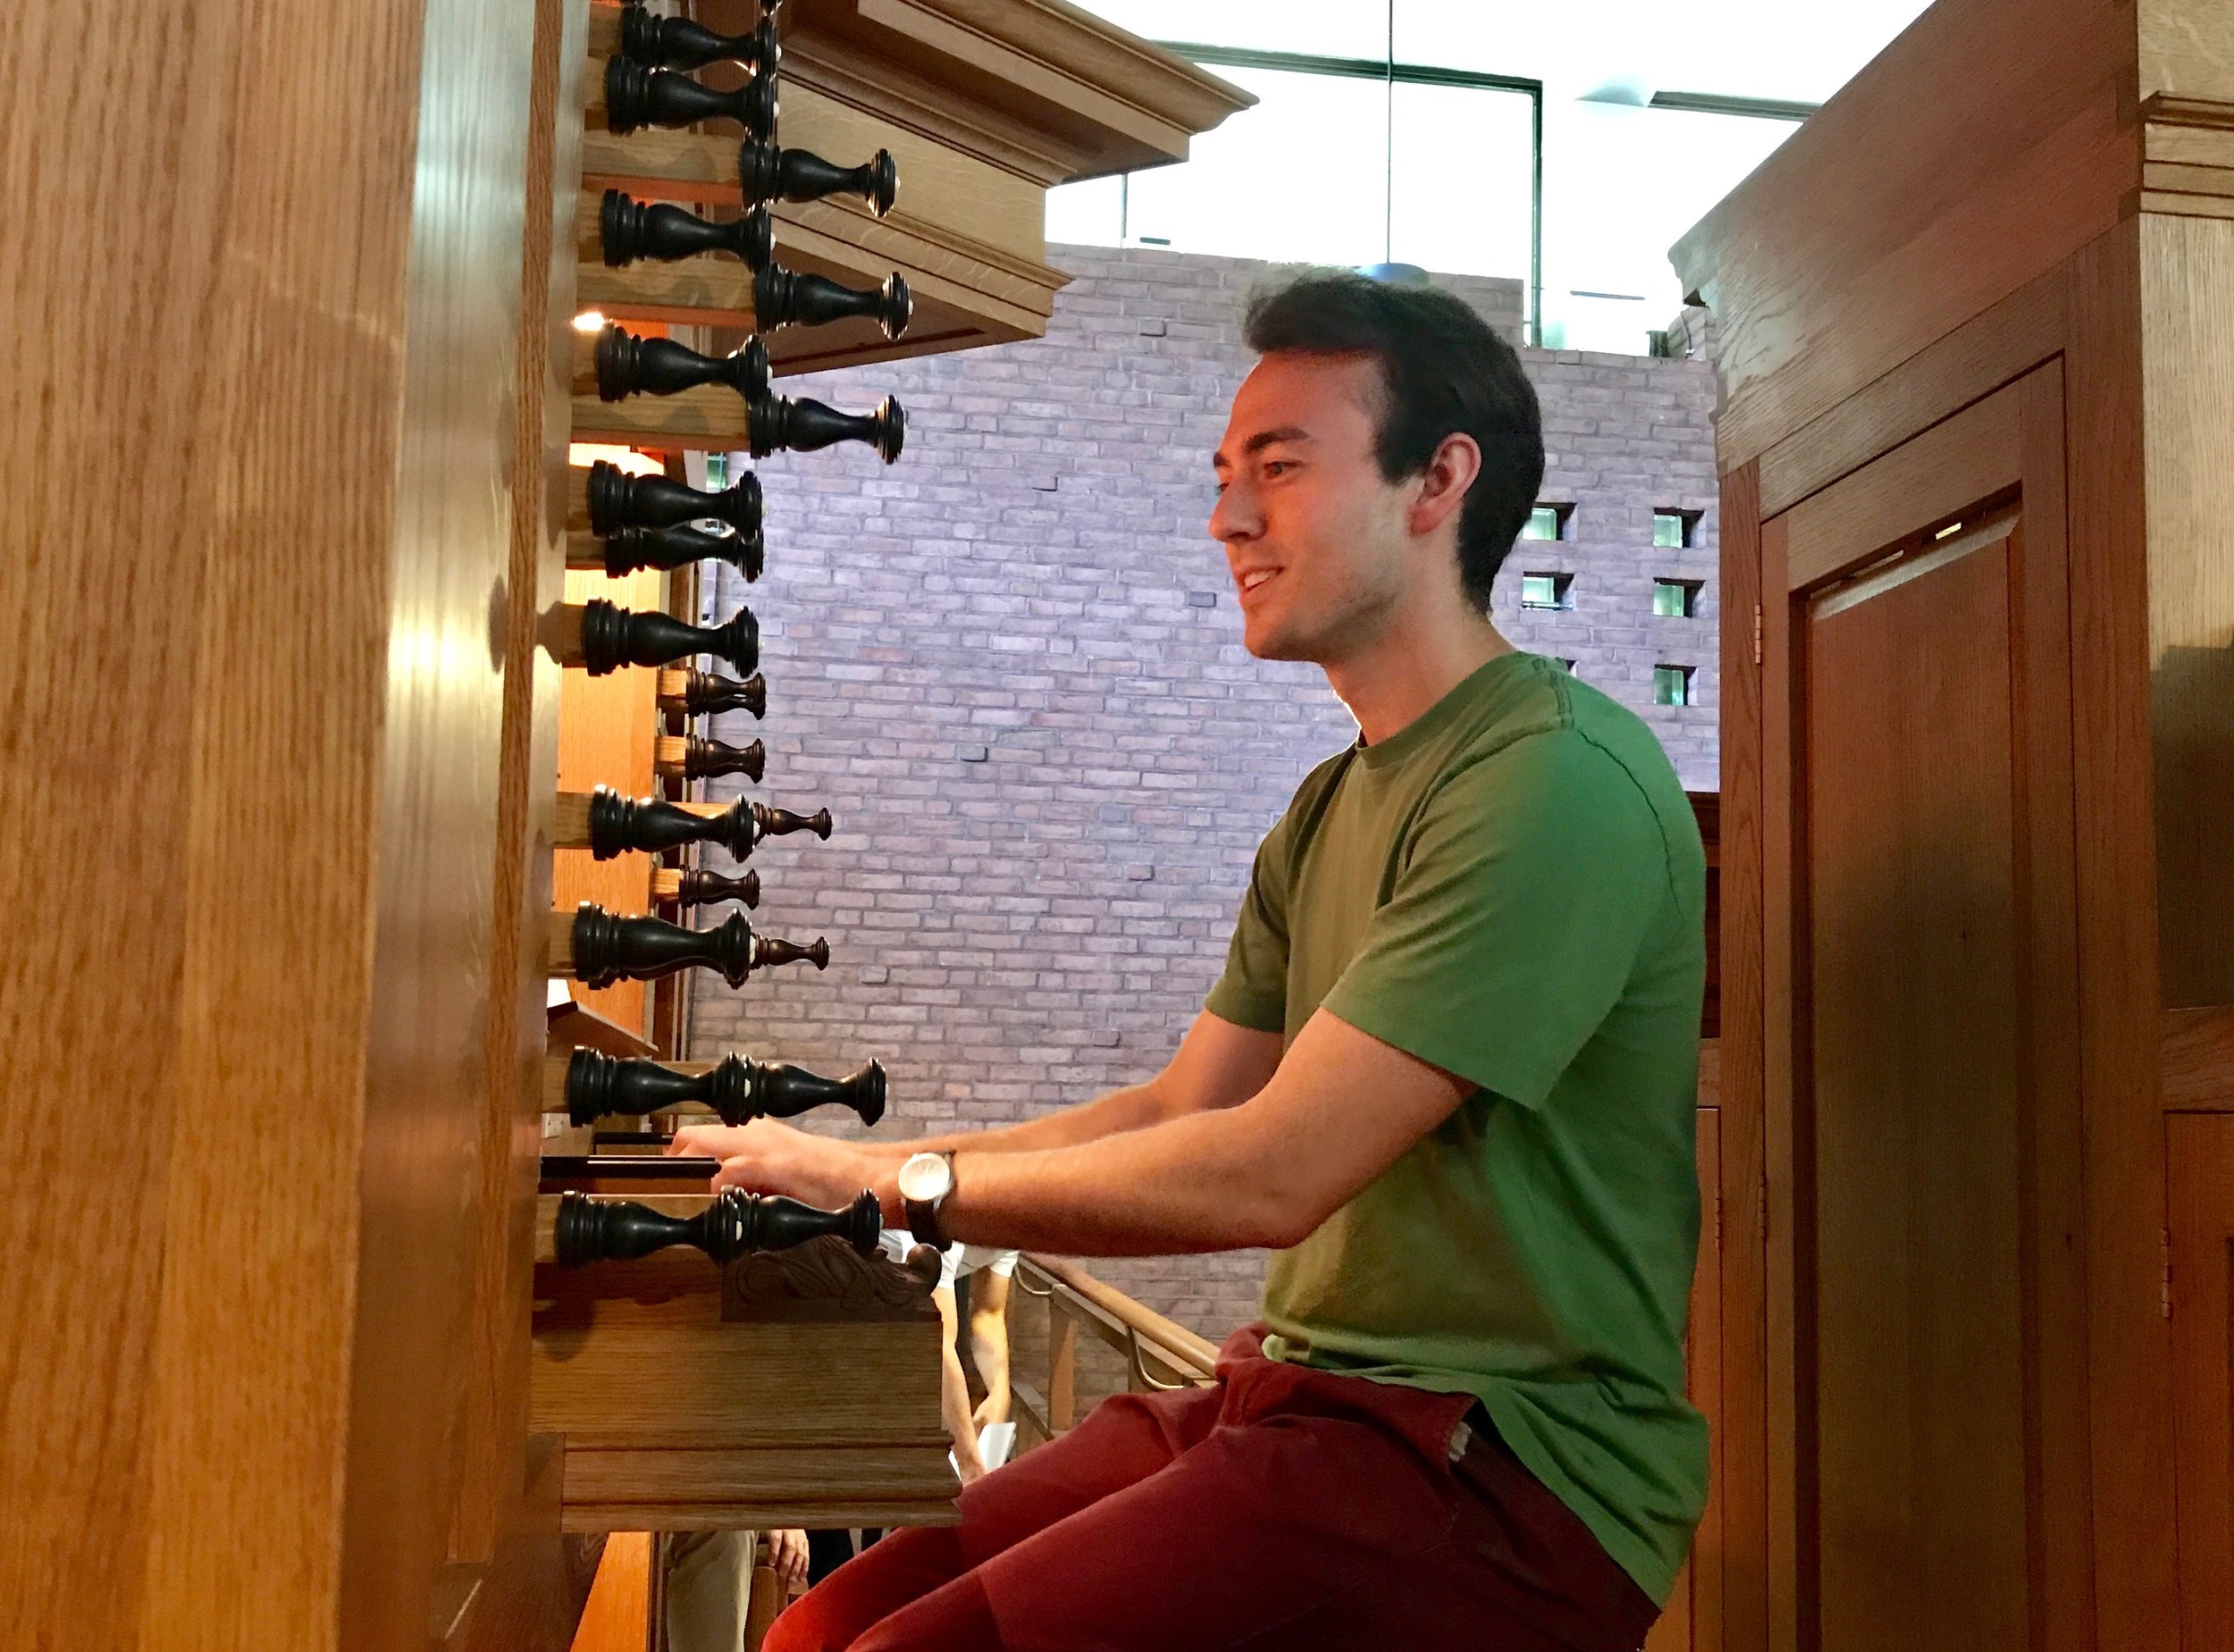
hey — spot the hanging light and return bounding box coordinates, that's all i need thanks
[1355,1,1428,289]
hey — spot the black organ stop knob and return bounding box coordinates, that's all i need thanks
[670,867,762,910]
[584,789,830,861]
[605,58,777,143]
[663,668,767,719]
[663,734,765,782]
[602,522,763,582]
[754,264,911,340]
[619,4,779,73]
[597,325,768,405]
[554,1187,882,1268]
[750,390,904,464]
[589,457,762,539]
[564,1047,886,1128]
[578,599,757,676]
[568,903,828,988]
[601,192,776,272]
[737,140,898,217]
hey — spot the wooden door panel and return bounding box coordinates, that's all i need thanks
[2168,1114,2234,1652]
[1766,367,2087,1652]
[1805,521,2029,1652]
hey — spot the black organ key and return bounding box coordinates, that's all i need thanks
[605,57,777,143]
[588,457,763,540]
[576,598,758,676]
[553,1187,882,1267]
[618,4,779,74]
[736,140,897,217]
[602,522,763,582]
[563,1047,886,1128]
[565,902,828,989]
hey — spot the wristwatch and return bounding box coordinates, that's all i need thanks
[897,1150,956,1247]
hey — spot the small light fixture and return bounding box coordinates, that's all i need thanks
[572,309,607,333]
[1357,262,1431,287]
[1933,521,1964,541]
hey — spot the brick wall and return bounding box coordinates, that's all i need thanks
[686,244,1718,1342]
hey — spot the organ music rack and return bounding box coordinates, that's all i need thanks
[0,2,1246,1648]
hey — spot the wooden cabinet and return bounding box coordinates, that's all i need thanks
[1674,1,2234,1647]
[2169,1114,2234,1652]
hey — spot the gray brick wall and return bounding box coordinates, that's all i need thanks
[685,244,1717,1340]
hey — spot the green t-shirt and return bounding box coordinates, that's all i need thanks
[1205,650,1709,1605]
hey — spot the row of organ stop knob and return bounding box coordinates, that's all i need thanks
[551,0,911,1266]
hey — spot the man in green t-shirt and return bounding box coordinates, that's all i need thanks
[684,271,1708,1652]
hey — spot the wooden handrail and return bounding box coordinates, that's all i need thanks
[1021,1254,1222,1373]
[1004,1255,1220,1458]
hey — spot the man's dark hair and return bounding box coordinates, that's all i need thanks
[1243,271,1543,609]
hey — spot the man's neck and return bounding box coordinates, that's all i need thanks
[1323,606,1516,748]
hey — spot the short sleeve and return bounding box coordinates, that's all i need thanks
[1321,733,1671,1109]
[1203,820,1294,1035]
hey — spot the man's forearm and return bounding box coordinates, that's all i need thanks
[879,1080,1171,1162]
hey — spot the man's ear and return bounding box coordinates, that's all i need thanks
[1408,432,1482,538]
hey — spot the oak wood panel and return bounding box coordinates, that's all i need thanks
[1755,263,2063,521]
[1714,461,1770,1652]
[2163,1007,2234,1110]
[444,1440,605,1652]
[335,2,542,1638]
[562,1443,956,1509]
[2063,220,2183,1648]
[565,1496,959,1535]
[1804,524,2033,1652]
[532,1263,942,1442]
[2139,213,2234,1005]
[1669,0,2135,474]
[2166,1113,2234,1652]
[2140,1,2234,102]
[566,1532,651,1652]
[1780,381,2023,592]
[451,0,588,1574]
[0,0,538,1645]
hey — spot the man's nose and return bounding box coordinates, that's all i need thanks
[1210,478,1258,544]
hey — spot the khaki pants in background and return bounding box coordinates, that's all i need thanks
[662,1529,758,1652]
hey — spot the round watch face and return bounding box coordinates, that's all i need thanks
[897,1152,951,1203]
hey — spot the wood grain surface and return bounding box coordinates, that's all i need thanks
[0,0,541,1645]
[449,0,589,1576]
[1670,0,2136,474]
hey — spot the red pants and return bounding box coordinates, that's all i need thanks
[766,1325,1660,1652]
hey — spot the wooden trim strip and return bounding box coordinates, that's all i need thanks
[1781,379,2024,593]
[2162,1005,2234,1110]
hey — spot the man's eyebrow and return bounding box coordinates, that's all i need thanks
[1213,426,1313,470]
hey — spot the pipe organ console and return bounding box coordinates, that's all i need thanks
[4,0,1243,1641]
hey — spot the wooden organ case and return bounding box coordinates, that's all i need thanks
[1673,0,2234,1648]
[0,3,1243,1648]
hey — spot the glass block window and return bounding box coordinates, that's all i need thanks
[1520,572,1574,610]
[1652,664,1695,706]
[1653,578,1703,618]
[1652,508,1701,549]
[1521,504,1573,541]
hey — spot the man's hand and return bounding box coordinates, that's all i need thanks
[667,1117,901,1219]
[764,1528,809,1591]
